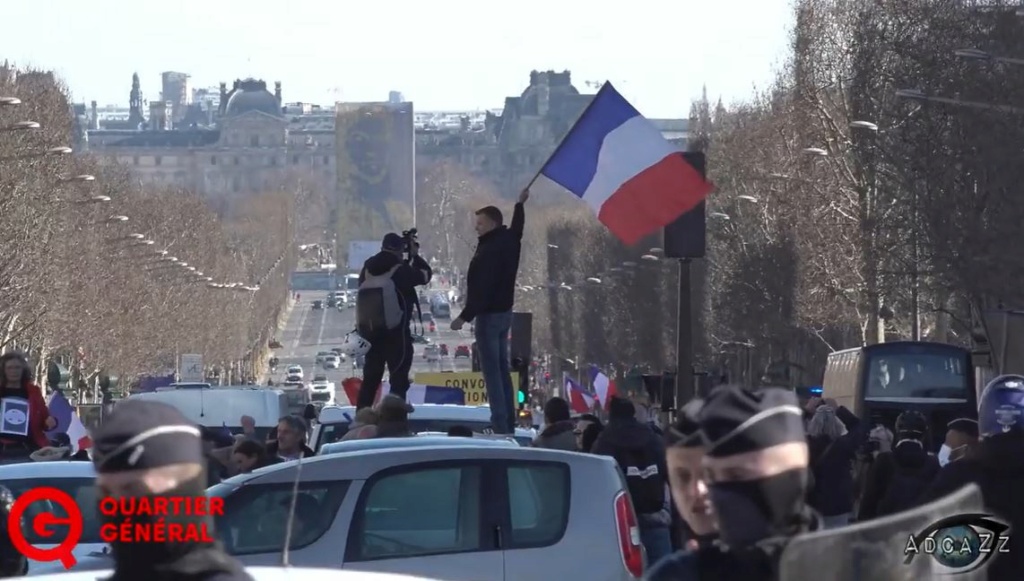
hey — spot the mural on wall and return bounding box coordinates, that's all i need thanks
[335,102,415,244]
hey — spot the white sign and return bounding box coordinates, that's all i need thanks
[179,354,204,383]
[0,397,30,436]
[348,240,380,271]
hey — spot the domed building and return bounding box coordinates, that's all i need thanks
[221,78,284,118]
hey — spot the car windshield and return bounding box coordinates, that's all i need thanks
[318,419,495,448]
[7,477,103,544]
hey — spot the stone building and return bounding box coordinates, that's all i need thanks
[82,69,688,204]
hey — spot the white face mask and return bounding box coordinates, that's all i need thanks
[937,444,967,467]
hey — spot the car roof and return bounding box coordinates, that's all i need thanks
[320,436,517,455]
[27,567,441,581]
[317,404,491,424]
[0,460,96,479]
[227,445,607,485]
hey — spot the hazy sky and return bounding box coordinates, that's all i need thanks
[1,0,794,118]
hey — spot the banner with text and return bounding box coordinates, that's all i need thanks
[415,372,520,405]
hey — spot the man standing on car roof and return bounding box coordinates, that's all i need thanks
[450,188,529,434]
[91,400,252,581]
[646,385,820,580]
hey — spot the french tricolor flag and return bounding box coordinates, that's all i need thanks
[564,373,595,414]
[590,365,619,410]
[341,377,465,407]
[535,83,713,245]
[45,391,92,453]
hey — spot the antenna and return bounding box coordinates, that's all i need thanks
[280,432,306,566]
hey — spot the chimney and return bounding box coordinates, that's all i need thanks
[274,81,282,105]
[219,82,227,115]
[537,71,550,116]
[89,100,98,130]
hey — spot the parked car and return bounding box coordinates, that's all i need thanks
[454,345,471,358]
[312,300,323,310]
[208,446,643,580]
[315,352,333,364]
[319,436,518,456]
[286,365,304,379]
[323,355,342,369]
[29,566,445,580]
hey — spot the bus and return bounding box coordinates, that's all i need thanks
[822,341,975,450]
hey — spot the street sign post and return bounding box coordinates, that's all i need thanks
[179,354,204,383]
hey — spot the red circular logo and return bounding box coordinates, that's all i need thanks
[7,487,83,569]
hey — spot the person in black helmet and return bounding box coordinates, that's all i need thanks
[918,375,1024,581]
[645,386,820,580]
[0,485,27,578]
[91,400,252,581]
[857,409,938,521]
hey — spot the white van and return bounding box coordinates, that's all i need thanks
[126,387,287,441]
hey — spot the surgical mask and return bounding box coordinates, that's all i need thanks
[937,444,966,467]
[708,468,807,548]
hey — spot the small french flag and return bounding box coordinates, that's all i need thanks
[46,391,92,453]
[590,365,620,410]
[564,373,595,414]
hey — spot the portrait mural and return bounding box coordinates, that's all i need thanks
[335,102,415,240]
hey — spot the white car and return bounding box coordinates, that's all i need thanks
[310,380,336,405]
[286,365,303,379]
[0,461,105,576]
[315,352,333,364]
[29,566,443,580]
[323,355,341,369]
[208,446,641,580]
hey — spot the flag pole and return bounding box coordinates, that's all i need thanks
[523,82,614,191]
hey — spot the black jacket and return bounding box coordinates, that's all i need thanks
[591,417,668,515]
[458,203,524,322]
[806,406,864,517]
[858,440,938,520]
[359,251,432,325]
[918,434,1024,581]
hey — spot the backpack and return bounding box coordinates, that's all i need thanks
[355,265,404,340]
[877,460,938,517]
[614,443,665,515]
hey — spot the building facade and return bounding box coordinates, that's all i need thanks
[81,70,689,204]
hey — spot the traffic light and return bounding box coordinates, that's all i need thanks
[512,357,529,410]
[517,390,525,405]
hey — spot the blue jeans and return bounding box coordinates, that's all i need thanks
[640,525,673,566]
[474,311,515,434]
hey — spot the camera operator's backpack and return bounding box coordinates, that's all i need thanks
[356,265,405,340]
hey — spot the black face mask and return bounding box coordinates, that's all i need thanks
[100,476,214,575]
[708,468,807,548]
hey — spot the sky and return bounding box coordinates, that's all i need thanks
[0,0,794,119]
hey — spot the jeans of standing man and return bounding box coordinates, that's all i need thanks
[357,329,413,409]
[640,524,673,566]
[474,311,515,434]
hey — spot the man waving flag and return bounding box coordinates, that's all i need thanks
[45,391,92,453]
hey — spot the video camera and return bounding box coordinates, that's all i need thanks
[401,228,419,259]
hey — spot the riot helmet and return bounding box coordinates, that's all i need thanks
[979,374,1024,438]
[895,410,928,440]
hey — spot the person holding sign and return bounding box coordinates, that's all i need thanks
[0,351,56,460]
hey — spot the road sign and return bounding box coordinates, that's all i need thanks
[179,354,204,383]
[414,372,519,405]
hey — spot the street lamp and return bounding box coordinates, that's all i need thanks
[586,277,602,284]
[737,194,759,203]
[0,97,21,106]
[649,247,663,254]
[849,120,879,132]
[622,261,637,268]
[60,174,96,183]
[106,215,129,223]
[955,48,1024,66]
[640,254,659,261]
[79,195,111,204]
[45,146,73,156]
[2,121,40,131]
[709,212,731,220]
[802,147,828,157]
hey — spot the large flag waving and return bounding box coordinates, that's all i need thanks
[341,378,465,407]
[590,365,620,409]
[564,373,595,414]
[535,83,713,245]
[46,391,92,453]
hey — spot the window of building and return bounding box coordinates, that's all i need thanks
[132,156,139,165]
[505,462,570,548]
[212,480,349,555]
[154,156,162,166]
[322,155,330,165]
[269,156,277,166]
[347,464,482,561]
[233,157,240,166]
[250,135,259,147]
[292,155,300,165]
[211,156,217,165]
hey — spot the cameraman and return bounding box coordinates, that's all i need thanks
[355,232,432,409]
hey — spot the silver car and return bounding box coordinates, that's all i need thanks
[209,445,644,580]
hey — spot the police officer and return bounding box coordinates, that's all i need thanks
[0,485,27,578]
[857,410,938,520]
[919,375,1024,580]
[646,386,820,580]
[92,400,252,581]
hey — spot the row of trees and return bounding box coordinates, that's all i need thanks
[1,65,295,395]
[412,1,1024,384]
